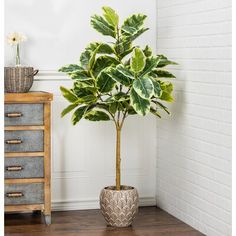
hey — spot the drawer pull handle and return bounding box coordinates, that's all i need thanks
[6,166,23,171]
[6,192,24,198]
[6,139,23,144]
[6,112,23,118]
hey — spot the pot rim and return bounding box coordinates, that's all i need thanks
[103,185,136,191]
[5,66,34,69]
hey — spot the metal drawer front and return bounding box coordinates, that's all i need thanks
[5,157,44,179]
[5,130,44,153]
[5,104,44,126]
[5,183,44,205]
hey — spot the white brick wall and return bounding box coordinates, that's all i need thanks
[156,1,232,235]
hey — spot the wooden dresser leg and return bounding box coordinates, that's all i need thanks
[44,215,51,225]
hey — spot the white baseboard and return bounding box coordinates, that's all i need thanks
[52,197,157,211]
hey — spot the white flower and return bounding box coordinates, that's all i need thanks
[7,32,27,46]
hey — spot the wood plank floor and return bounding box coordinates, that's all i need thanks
[5,207,205,236]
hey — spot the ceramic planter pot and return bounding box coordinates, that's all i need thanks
[4,67,38,93]
[100,185,139,227]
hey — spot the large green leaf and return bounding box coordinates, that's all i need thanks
[61,103,79,117]
[109,102,119,114]
[121,28,149,46]
[86,42,114,54]
[115,40,133,58]
[130,88,150,116]
[107,67,131,86]
[70,70,92,81]
[71,105,89,125]
[73,84,96,94]
[127,106,137,115]
[80,43,114,69]
[139,56,160,77]
[93,55,119,77]
[143,45,152,57]
[150,78,162,97]
[60,86,78,103]
[84,110,110,121]
[159,82,174,102]
[91,15,116,38]
[102,6,119,28]
[121,14,147,35]
[97,69,116,93]
[80,50,91,68]
[73,80,94,89]
[88,45,101,70]
[116,64,134,80]
[79,95,98,104]
[59,64,83,73]
[105,92,129,103]
[131,48,146,73]
[152,70,176,78]
[156,55,178,68]
[133,77,154,99]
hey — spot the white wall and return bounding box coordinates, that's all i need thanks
[156,0,232,235]
[5,0,157,210]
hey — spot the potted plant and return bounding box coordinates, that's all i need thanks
[59,6,176,227]
[5,32,38,93]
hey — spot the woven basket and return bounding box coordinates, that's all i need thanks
[4,67,39,93]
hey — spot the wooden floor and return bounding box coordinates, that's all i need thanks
[5,207,205,236]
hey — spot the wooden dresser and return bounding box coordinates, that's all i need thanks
[4,92,53,225]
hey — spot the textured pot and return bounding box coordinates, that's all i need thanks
[100,185,139,227]
[4,67,38,93]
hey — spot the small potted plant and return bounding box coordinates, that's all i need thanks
[59,7,177,227]
[5,32,38,93]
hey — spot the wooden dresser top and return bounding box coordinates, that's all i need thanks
[5,91,53,103]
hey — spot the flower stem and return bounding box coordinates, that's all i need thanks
[16,43,20,66]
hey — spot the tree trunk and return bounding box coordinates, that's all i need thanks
[116,126,121,190]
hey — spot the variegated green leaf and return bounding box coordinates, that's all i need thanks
[109,102,119,114]
[130,88,150,116]
[102,6,119,27]
[60,86,78,103]
[70,70,92,81]
[80,50,91,68]
[116,64,134,80]
[133,77,154,99]
[71,106,89,125]
[61,103,79,117]
[131,48,146,73]
[121,14,147,35]
[93,55,119,77]
[107,67,131,86]
[59,64,83,73]
[91,15,116,38]
[153,70,176,78]
[150,78,162,97]
[97,69,116,93]
[143,45,152,57]
[156,55,178,68]
[159,82,174,102]
[84,110,110,121]
[139,56,160,77]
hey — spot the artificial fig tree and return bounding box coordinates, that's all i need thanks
[59,7,177,191]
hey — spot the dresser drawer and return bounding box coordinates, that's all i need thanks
[5,183,44,205]
[5,104,44,126]
[5,157,44,179]
[5,130,44,153]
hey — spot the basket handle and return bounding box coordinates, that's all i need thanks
[27,69,39,78]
